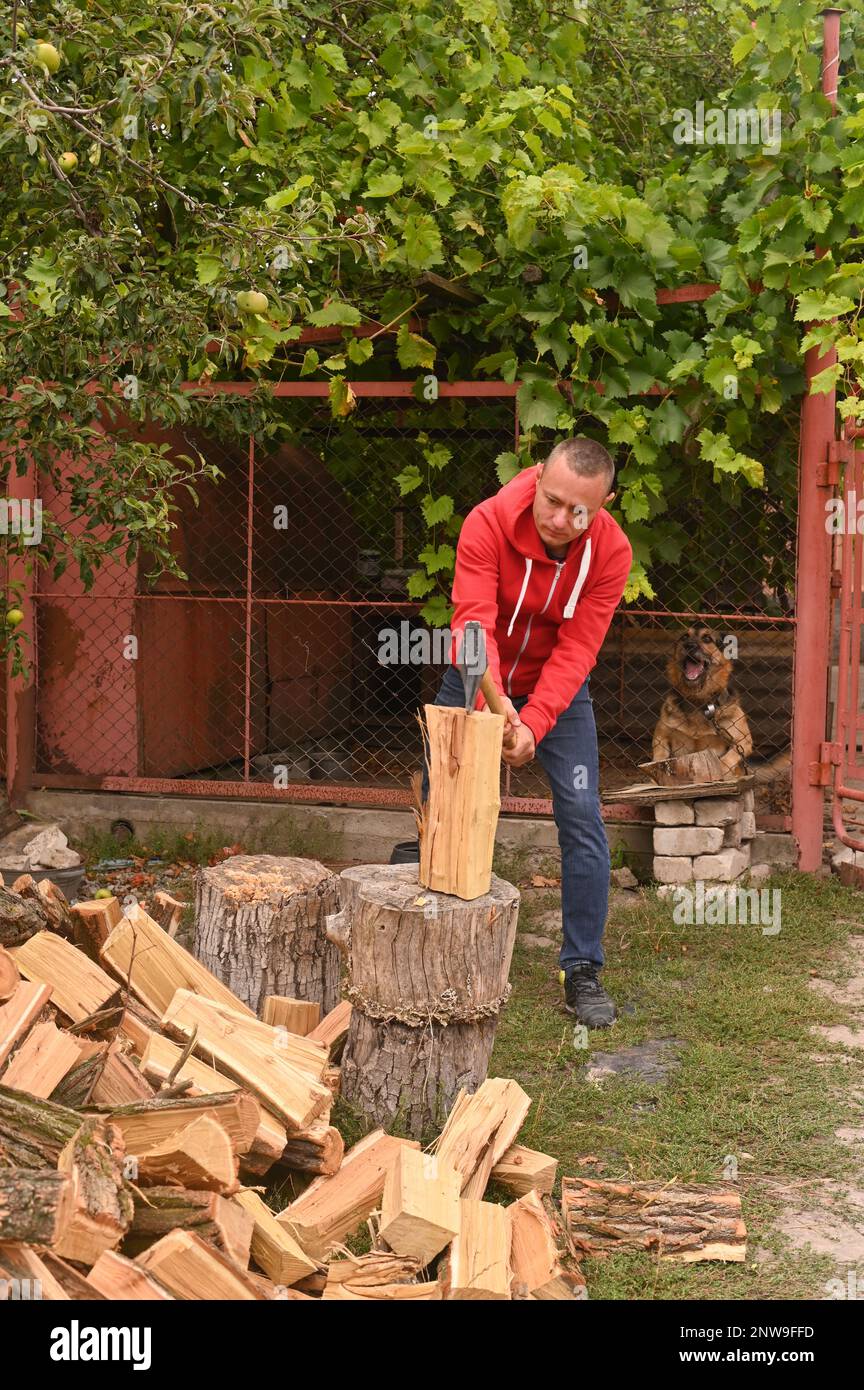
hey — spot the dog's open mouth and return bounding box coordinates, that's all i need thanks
[682,654,706,682]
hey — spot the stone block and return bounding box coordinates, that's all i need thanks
[694,797,742,827]
[723,820,743,849]
[740,811,756,840]
[653,856,694,884]
[654,800,695,826]
[692,846,751,882]
[741,788,755,814]
[654,826,724,856]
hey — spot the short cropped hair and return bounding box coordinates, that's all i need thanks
[544,437,615,492]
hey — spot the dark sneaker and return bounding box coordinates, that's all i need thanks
[562,964,617,1028]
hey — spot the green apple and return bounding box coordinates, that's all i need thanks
[240,290,269,315]
[94,888,113,899]
[5,609,24,628]
[58,151,78,173]
[34,41,62,73]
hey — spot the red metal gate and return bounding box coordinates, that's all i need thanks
[831,430,864,850]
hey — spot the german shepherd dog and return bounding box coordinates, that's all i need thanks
[652,624,753,777]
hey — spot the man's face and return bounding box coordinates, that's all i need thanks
[532,456,615,548]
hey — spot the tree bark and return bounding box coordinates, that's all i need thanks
[0,885,54,950]
[0,1170,74,1244]
[331,864,519,1138]
[194,855,341,1015]
[0,1083,83,1169]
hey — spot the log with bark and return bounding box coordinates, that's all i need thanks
[0,1169,74,1245]
[123,1185,253,1266]
[328,865,519,1137]
[0,883,57,949]
[194,855,341,1014]
[560,1176,747,1262]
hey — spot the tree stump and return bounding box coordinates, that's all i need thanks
[194,856,341,1016]
[327,864,519,1139]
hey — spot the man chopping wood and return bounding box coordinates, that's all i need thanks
[432,438,632,1029]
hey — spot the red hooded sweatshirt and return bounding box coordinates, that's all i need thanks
[451,467,632,745]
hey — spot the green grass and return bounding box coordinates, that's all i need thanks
[73,814,342,869]
[490,870,864,1300]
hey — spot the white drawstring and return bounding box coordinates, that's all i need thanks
[506,557,532,637]
[562,538,592,619]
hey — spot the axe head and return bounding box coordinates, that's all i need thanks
[454,621,486,711]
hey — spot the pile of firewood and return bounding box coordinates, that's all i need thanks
[0,872,746,1300]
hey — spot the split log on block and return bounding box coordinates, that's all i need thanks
[277,1129,420,1260]
[492,1143,558,1197]
[379,1145,461,1266]
[434,1077,532,1199]
[160,989,330,1131]
[89,1042,156,1106]
[136,1229,265,1300]
[38,1250,109,1300]
[124,1186,253,1266]
[263,995,320,1037]
[70,896,122,958]
[194,855,341,1014]
[508,1190,586,1300]
[134,1114,239,1193]
[420,705,504,899]
[0,1083,83,1168]
[560,1177,747,1262]
[307,1000,351,1057]
[0,1170,74,1245]
[92,1092,261,1165]
[0,883,58,950]
[330,865,519,1137]
[55,1117,133,1265]
[138,1033,285,1173]
[100,902,256,1020]
[0,1242,71,1300]
[150,890,186,938]
[233,1188,319,1286]
[9,932,119,1024]
[279,1123,343,1177]
[442,1198,512,1300]
[0,981,53,1069]
[2,1021,82,1098]
[87,1249,174,1300]
[0,947,19,1001]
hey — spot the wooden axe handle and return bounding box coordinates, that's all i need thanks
[480,672,518,749]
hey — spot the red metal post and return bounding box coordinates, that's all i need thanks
[791,8,843,869]
[5,457,37,807]
[242,433,255,781]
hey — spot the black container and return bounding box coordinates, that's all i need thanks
[389,840,420,865]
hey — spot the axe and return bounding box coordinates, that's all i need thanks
[454,621,518,750]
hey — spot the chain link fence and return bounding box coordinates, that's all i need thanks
[31,387,796,823]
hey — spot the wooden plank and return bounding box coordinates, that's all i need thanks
[379,1146,461,1266]
[435,1078,532,1199]
[136,1114,238,1194]
[2,1021,82,1099]
[509,1190,582,1299]
[95,1091,260,1162]
[263,995,320,1036]
[138,1032,286,1169]
[307,1000,351,1052]
[161,989,330,1132]
[136,1229,264,1300]
[0,947,19,1002]
[70,896,122,955]
[0,981,53,1069]
[233,1189,319,1287]
[163,988,327,1078]
[492,1144,558,1197]
[87,1249,174,1300]
[10,933,118,1024]
[100,903,255,1019]
[444,1199,511,1300]
[278,1129,420,1259]
[0,1242,71,1300]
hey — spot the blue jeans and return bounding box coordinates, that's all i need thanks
[427,666,610,971]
